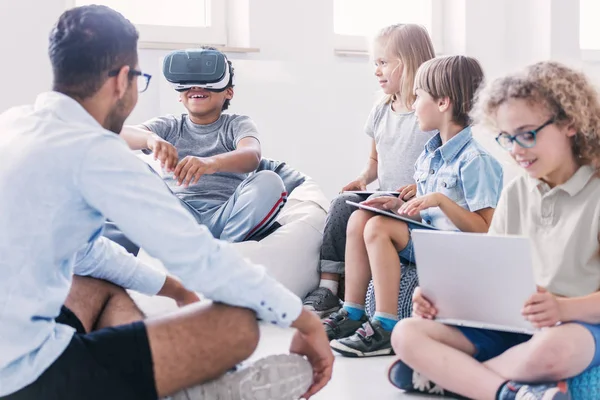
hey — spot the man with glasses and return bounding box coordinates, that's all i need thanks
[0,5,332,400]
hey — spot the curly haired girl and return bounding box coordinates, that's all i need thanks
[389,61,600,400]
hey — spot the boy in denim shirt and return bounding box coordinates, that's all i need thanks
[325,56,503,357]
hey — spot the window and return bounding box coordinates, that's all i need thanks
[71,0,227,46]
[333,0,440,52]
[580,0,600,49]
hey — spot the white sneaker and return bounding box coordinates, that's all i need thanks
[170,354,313,400]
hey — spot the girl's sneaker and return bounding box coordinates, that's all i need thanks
[323,308,368,341]
[330,320,394,357]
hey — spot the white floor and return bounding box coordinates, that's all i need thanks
[249,324,443,400]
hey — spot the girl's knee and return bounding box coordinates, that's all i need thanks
[363,216,390,243]
[347,210,371,236]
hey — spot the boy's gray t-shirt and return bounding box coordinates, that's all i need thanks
[142,113,259,209]
[365,100,435,191]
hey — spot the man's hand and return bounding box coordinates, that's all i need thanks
[397,184,417,201]
[399,193,445,216]
[147,135,178,173]
[290,309,334,399]
[361,196,403,213]
[522,287,562,328]
[174,156,219,187]
[341,177,367,192]
[412,287,437,319]
[158,275,201,307]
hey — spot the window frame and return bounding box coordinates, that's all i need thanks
[333,0,444,54]
[66,0,228,47]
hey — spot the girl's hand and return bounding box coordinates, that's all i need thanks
[412,287,437,319]
[397,184,417,201]
[361,196,402,213]
[399,193,444,216]
[342,178,367,192]
[522,287,562,328]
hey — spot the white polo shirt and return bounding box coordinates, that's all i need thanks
[489,165,600,297]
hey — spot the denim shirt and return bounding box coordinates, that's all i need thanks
[414,127,503,231]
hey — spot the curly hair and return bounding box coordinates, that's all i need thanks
[471,61,600,172]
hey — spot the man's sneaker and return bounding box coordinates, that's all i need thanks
[169,354,312,400]
[303,287,341,318]
[323,308,368,341]
[498,381,571,400]
[330,319,394,357]
[387,359,466,398]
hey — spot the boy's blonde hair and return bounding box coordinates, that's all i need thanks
[414,55,484,126]
[375,24,435,109]
[471,61,600,172]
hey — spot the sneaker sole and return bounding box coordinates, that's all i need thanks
[329,340,394,358]
[172,354,313,400]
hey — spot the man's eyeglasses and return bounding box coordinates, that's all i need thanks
[107,69,152,93]
[495,119,554,150]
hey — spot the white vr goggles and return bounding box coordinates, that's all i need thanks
[163,48,234,92]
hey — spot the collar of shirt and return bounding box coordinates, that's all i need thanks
[35,91,104,129]
[529,164,597,196]
[423,126,472,163]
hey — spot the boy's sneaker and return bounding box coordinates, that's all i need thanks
[498,381,571,400]
[387,359,466,398]
[169,354,312,400]
[330,319,394,357]
[323,308,368,341]
[303,287,341,318]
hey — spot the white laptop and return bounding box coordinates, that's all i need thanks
[411,230,538,334]
[346,201,438,231]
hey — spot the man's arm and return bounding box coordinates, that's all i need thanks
[78,136,302,327]
[73,236,166,296]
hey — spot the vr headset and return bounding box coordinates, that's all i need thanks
[163,48,234,92]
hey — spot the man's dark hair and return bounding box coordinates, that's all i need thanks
[49,5,139,100]
[200,46,235,111]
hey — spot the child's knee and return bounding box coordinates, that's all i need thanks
[392,318,426,358]
[251,170,285,196]
[363,216,389,243]
[347,210,371,236]
[520,334,574,379]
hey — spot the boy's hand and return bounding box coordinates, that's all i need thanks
[397,184,417,200]
[147,135,178,172]
[399,193,444,216]
[412,287,437,319]
[174,156,219,187]
[158,275,201,307]
[361,196,403,213]
[522,286,562,328]
[341,178,367,192]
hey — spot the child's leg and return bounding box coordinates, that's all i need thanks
[363,216,410,330]
[205,171,287,242]
[393,318,595,399]
[343,209,377,309]
[304,193,368,317]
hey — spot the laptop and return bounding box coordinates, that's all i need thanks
[346,200,438,231]
[411,230,538,334]
[343,190,400,196]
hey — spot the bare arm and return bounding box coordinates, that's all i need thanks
[120,125,155,151]
[400,193,495,233]
[437,195,495,233]
[342,139,378,191]
[211,136,261,174]
[173,137,261,187]
[559,292,600,324]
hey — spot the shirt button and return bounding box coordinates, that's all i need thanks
[426,220,431,224]
[441,182,447,188]
[430,169,435,174]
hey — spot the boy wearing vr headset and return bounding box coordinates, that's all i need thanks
[120,47,287,242]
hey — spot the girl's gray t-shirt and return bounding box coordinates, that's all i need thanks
[364,101,435,191]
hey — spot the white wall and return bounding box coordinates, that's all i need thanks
[0,0,592,198]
